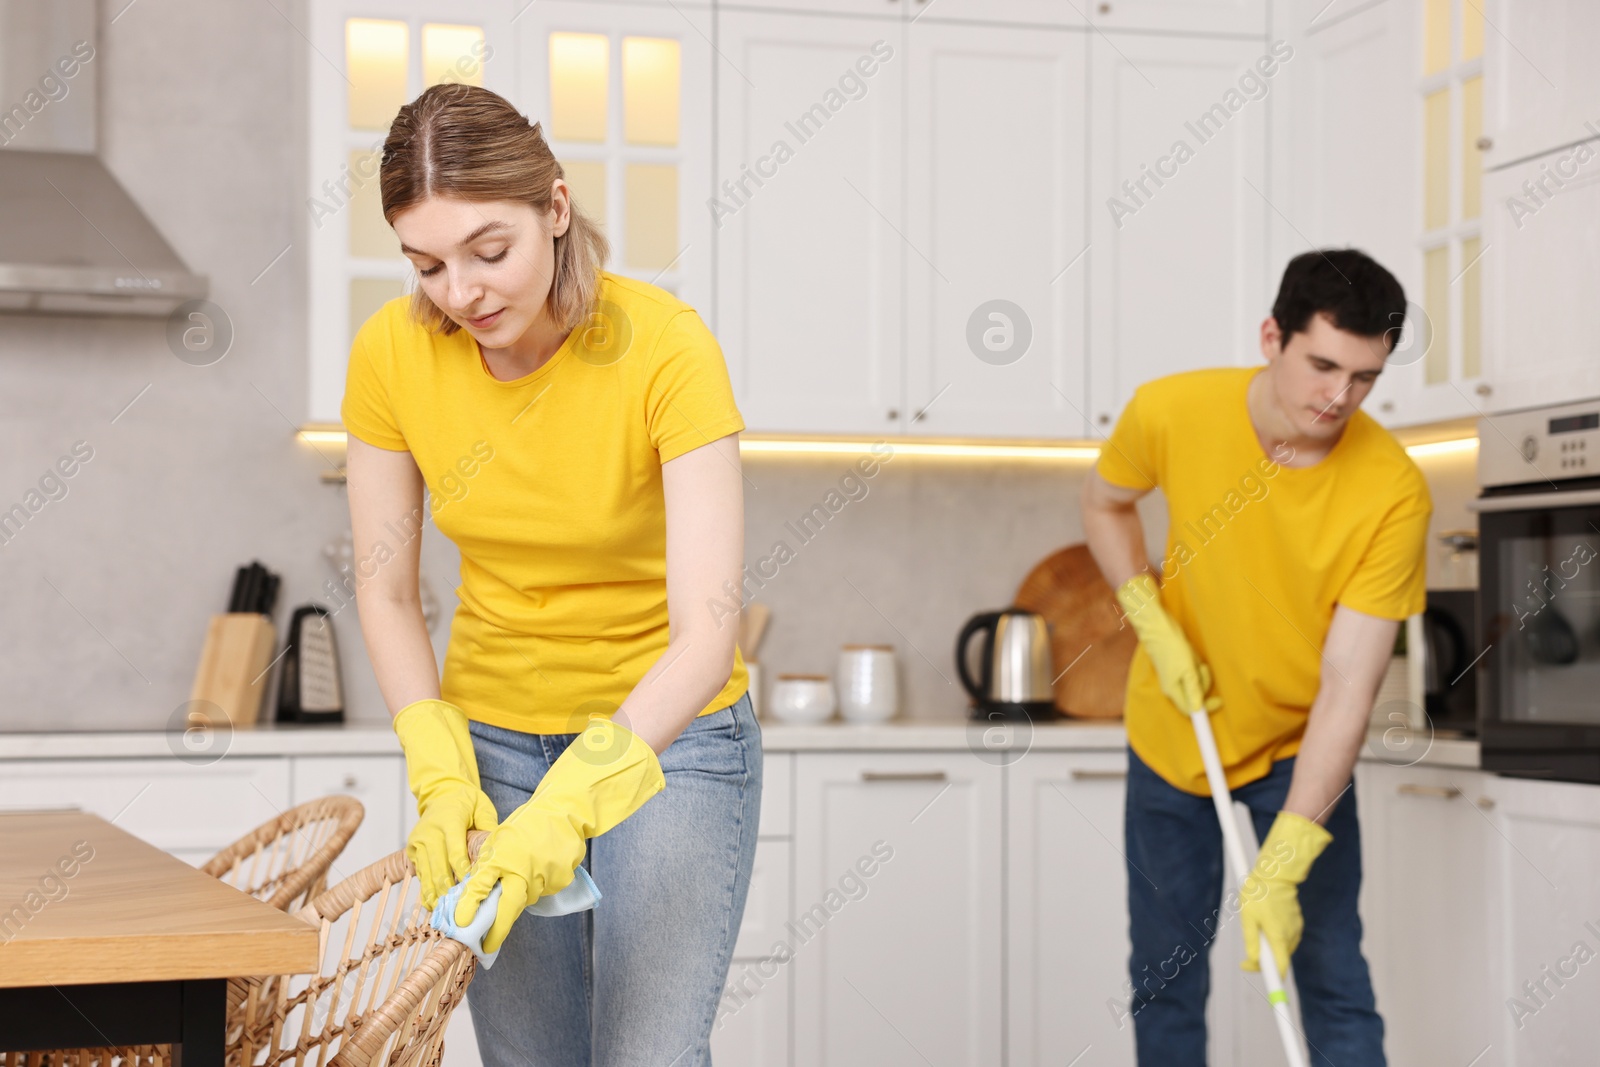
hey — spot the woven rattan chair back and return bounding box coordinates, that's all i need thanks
[203,795,366,912]
[234,833,485,1067]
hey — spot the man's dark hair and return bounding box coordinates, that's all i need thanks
[1271,249,1407,353]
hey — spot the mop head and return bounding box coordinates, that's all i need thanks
[430,866,603,969]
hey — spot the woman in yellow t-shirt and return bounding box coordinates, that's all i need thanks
[341,83,759,1065]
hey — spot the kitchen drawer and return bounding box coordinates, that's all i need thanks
[760,752,792,838]
[291,755,405,879]
[0,757,291,855]
[734,837,793,959]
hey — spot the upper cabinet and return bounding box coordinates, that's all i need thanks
[1086,32,1268,433]
[714,11,907,435]
[1279,2,1416,428]
[1282,0,1489,429]
[307,0,710,425]
[511,2,713,311]
[1482,146,1600,414]
[1479,0,1600,168]
[308,0,516,425]
[903,23,1088,439]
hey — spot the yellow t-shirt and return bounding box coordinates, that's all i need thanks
[340,271,749,734]
[1096,367,1430,795]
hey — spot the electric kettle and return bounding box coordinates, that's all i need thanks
[955,608,1059,722]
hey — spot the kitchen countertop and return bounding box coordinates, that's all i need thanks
[0,717,1481,768]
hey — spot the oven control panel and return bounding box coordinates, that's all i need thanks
[1479,401,1600,488]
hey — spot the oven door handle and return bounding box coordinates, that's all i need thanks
[1469,488,1600,512]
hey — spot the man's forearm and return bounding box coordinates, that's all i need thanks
[1282,606,1399,825]
[1082,473,1152,591]
[1282,682,1371,825]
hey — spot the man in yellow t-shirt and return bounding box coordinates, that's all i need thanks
[1083,249,1429,1065]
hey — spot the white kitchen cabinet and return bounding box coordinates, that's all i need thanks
[713,837,795,1066]
[1487,773,1600,1066]
[713,952,794,1066]
[715,11,906,435]
[1481,144,1600,416]
[791,751,1002,1066]
[307,0,519,425]
[291,754,405,876]
[903,22,1090,439]
[310,0,713,425]
[0,757,291,859]
[511,1,714,310]
[1006,751,1134,1066]
[720,0,906,16]
[1358,762,1502,1066]
[1086,0,1264,35]
[1278,0,1439,429]
[1086,32,1269,433]
[1480,0,1600,170]
[905,0,1264,33]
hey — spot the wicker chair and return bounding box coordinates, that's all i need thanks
[203,795,367,912]
[232,830,487,1067]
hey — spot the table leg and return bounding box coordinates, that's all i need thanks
[171,980,227,1067]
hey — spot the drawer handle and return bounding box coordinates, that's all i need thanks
[861,771,948,782]
[342,774,360,789]
[1397,783,1462,800]
[1070,769,1127,780]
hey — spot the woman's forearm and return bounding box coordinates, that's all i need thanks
[616,633,737,754]
[353,591,442,718]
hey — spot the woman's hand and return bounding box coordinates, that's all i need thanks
[454,715,664,953]
[393,698,502,907]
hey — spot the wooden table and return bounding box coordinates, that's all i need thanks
[0,810,318,1067]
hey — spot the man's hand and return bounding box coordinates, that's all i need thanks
[1115,572,1223,715]
[1239,810,1333,972]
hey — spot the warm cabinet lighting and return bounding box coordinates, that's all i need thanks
[1404,436,1478,459]
[563,159,608,228]
[625,163,678,269]
[301,428,1477,462]
[550,33,609,142]
[346,19,408,130]
[622,37,680,146]
[423,23,485,87]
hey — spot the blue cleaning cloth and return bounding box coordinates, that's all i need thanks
[430,866,602,969]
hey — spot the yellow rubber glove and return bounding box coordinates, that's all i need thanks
[392,698,501,910]
[1239,810,1333,972]
[1114,572,1223,715]
[456,714,665,954]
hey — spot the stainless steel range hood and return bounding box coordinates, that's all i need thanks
[0,0,207,316]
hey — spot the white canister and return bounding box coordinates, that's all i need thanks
[769,673,837,724]
[837,644,899,723]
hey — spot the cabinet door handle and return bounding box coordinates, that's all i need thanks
[861,770,948,782]
[1070,769,1127,780]
[1397,783,1462,799]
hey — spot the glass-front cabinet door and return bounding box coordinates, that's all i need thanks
[307,0,710,426]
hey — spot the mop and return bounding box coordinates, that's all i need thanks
[1188,707,1309,1067]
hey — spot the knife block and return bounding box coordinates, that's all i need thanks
[190,613,278,726]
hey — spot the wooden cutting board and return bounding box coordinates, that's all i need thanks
[1012,544,1136,720]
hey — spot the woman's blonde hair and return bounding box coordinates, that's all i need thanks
[379,82,609,334]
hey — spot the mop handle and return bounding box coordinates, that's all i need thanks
[1189,709,1309,1067]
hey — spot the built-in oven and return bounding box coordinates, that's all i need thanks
[1472,399,1600,782]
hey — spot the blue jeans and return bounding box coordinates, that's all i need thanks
[464,691,763,1067]
[1124,745,1384,1066]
